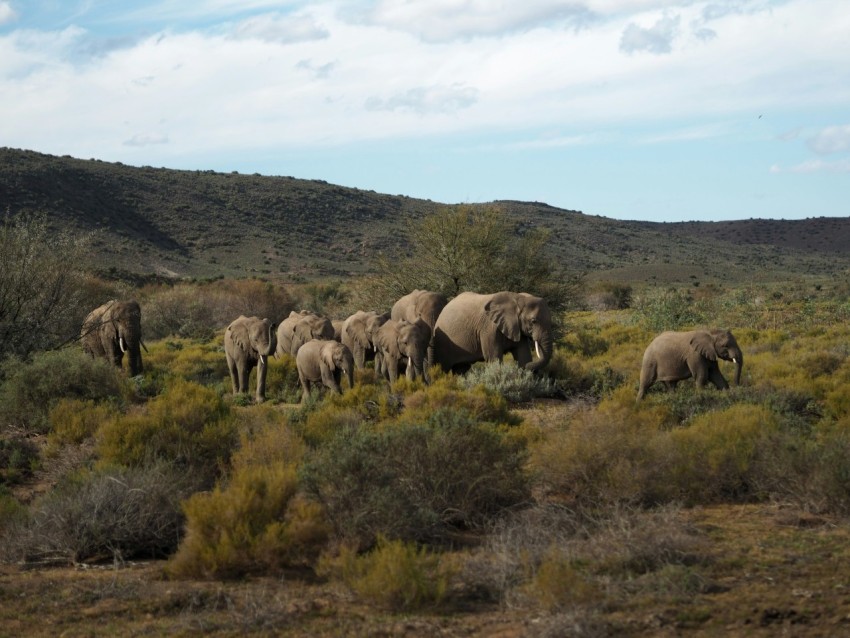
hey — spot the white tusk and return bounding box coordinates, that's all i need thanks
[732,358,738,364]
[119,337,127,353]
[259,355,266,368]
[535,340,541,359]
[408,356,412,367]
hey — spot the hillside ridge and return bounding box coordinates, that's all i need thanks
[2,147,847,284]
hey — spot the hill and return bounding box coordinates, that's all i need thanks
[2,147,848,285]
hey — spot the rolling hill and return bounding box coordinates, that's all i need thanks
[2,147,848,285]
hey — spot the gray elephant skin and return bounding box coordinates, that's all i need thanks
[296,339,355,402]
[390,289,447,368]
[433,291,554,374]
[276,310,334,357]
[637,329,743,401]
[341,310,390,369]
[374,318,432,384]
[224,315,277,403]
[81,299,145,376]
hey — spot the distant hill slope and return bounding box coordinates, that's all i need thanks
[2,147,848,285]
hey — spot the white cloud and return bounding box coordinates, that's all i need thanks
[365,84,478,114]
[0,1,17,25]
[770,159,850,174]
[807,124,850,155]
[232,12,329,43]
[124,133,170,147]
[619,13,680,54]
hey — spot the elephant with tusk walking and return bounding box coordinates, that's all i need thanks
[81,299,147,376]
[637,329,743,401]
[224,315,277,403]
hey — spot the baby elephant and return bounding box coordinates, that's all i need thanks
[637,329,743,401]
[296,340,355,402]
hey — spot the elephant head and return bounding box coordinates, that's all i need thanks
[691,329,743,385]
[484,292,553,372]
[397,318,431,382]
[248,317,277,367]
[323,341,355,391]
[343,310,390,369]
[291,313,335,355]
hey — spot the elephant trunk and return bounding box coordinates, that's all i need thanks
[526,331,553,373]
[733,353,743,386]
[120,327,143,376]
[342,354,355,390]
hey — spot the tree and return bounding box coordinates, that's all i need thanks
[0,214,92,362]
[352,206,582,311]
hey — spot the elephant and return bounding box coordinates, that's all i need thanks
[374,318,432,384]
[341,310,390,369]
[433,291,554,374]
[332,319,344,342]
[390,289,447,369]
[224,315,277,403]
[295,339,355,402]
[80,300,146,376]
[275,310,334,357]
[637,329,743,401]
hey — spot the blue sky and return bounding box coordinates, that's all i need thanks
[1,0,848,222]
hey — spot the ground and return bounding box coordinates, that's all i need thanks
[2,504,849,637]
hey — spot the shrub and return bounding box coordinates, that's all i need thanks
[97,379,237,483]
[459,361,559,403]
[300,408,529,548]
[167,464,329,579]
[1,463,197,565]
[633,288,704,332]
[0,349,127,434]
[48,398,119,446]
[0,436,40,485]
[319,537,456,611]
[403,375,520,427]
[144,338,229,387]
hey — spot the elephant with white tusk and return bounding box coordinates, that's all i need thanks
[81,300,146,376]
[374,318,432,384]
[341,310,390,370]
[390,289,448,370]
[224,315,277,403]
[637,329,743,401]
[433,291,554,374]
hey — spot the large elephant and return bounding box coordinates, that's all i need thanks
[275,310,334,357]
[224,315,277,403]
[433,291,553,374]
[391,289,447,369]
[81,300,145,376]
[374,318,432,384]
[637,329,743,401]
[295,339,355,402]
[341,310,390,369]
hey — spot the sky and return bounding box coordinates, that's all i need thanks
[0,1,848,222]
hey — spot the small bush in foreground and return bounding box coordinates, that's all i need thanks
[320,537,456,611]
[48,398,119,447]
[459,361,559,403]
[2,463,197,565]
[168,464,329,579]
[0,349,126,434]
[301,408,529,548]
[97,379,236,483]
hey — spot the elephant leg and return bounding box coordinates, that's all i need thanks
[300,379,312,403]
[226,353,240,395]
[387,358,399,384]
[321,365,341,394]
[238,364,251,394]
[255,362,267,403]
[353,345,366,370]
[709,365,729,390]
[637,362,656,401]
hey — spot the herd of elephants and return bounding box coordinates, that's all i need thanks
[79,289,744,404]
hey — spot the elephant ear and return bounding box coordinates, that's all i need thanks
[347,320,371,349]
[228,321,250,352]
[690,332,718,361]
[321,343,337,369]
[484,293,521,342]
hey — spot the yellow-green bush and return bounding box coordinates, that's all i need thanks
[97,379,236,481]
[230,404,305,469]
[665,404,778,502]
[522,547,599,612]
[403,375,519,427]
[319,537,456,611]
[144,338,229,387]
[48,398,119,446]
[167,462,329,578]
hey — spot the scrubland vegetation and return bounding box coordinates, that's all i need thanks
[3,264,850,635]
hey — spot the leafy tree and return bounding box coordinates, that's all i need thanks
[353,206,582,311]
[0,214,92,362]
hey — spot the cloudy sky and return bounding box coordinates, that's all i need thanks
[1,1,848,221]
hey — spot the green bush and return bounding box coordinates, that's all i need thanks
[300,408,529,548]
[167,464,328,579]
[459,361,559,403]
[0,349,127,434]
[0,436,40,485]
[97,379,237,483]
[1,463,197,564]
[48,398,119,446]
[319,537,456,611]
